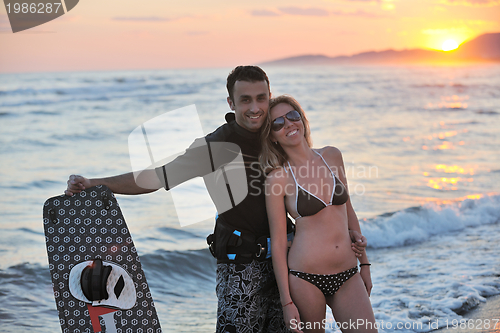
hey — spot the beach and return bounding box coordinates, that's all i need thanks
[436,295,500,333]
[1,65,499,332]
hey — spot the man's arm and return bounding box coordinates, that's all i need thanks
[65,119,241,200]
[65,138,216,196]
[65,171,160,196]
[66,135,235,196]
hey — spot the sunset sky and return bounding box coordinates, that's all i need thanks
[1,0,499,73]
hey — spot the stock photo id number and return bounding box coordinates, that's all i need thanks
[3,0,79,32]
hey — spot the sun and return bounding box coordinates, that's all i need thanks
[442,39,459,51]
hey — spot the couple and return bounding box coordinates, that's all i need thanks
[65,66,376,333]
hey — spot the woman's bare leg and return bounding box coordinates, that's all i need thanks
[289,273,327,333]
[327,273,377,333]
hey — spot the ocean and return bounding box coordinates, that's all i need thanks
[0,64,499,332]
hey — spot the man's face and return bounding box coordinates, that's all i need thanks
[227,80,270,132]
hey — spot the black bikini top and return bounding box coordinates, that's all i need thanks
[286,150,349,219]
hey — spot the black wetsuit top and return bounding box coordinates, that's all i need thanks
[155,113,274,246]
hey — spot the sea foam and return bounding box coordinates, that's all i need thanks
[362,194,500,249]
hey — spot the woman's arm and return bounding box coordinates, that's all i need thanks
[265,169,303,333]
[345,192,373,295]
[325,146,373,296]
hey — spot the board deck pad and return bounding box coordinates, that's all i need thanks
[43,185,162,333]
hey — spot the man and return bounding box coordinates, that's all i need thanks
[66,66,366,332]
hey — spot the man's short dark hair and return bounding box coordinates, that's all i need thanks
[226,66,270,102]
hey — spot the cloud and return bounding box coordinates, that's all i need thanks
[342,0,382,2]
[0,15,11,30]
[331,9,389,18]
[462,19,499,27]
[251,9,281,16]
[278,7,330,16]
[443,0,500,6]
[186,31,209,36]
[421,27,472,35]
[251,7,386,18]
[112,17,174,22]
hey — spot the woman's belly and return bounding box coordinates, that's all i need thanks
[287,206,358,274]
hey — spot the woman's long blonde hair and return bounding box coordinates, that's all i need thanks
[259,95,312,174]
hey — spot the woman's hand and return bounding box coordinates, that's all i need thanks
[360,266,373,296]
[283,302,304,333]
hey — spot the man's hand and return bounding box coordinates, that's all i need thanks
[65,174,91,196]
[349,229,367,257]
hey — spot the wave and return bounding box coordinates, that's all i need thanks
[412,84,447,88]
[362,194,500,249]
[475,109,499,115]
[16,227,44,236]
[49,131,111,142]
[411,83,472,89]
[0,79,205,108]
[0,248,216,295]
[7,138,57,148]
[141,249,216,286]
[0,247,215,279]
[31,180,61,189]
[29,110,61,116]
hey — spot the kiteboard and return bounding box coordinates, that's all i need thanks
[43,185,162,333]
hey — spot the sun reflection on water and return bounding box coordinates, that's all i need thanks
[421,193,500,206]
[426,95,469,110]
[434,164,474,175]
[426,177,474,190]
[422,164,477,190]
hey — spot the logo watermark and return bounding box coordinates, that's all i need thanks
[3,0,79,33]
[128,105,248,227]
[290,318,500,331]
[128,105,379,227]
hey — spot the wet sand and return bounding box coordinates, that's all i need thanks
[436,295,500,333]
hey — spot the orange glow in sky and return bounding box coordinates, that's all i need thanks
[0,0,499,72]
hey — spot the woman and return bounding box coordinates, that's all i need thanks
[259,95,377,333]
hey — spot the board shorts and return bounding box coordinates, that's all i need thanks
[216,260,288,333]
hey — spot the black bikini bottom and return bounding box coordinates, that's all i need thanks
[289,266,358,297]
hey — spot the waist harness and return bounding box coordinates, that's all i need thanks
[207,215,294,264]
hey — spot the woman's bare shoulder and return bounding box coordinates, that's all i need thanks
[318,146,343,162]
[266,166,289,185]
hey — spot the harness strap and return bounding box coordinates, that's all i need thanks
[207,216,295,263]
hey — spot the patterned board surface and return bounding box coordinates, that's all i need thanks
[43,185,162,333]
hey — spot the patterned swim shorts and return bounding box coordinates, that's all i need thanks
[216,260,288,333]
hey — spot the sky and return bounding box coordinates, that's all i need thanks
[0,0,499,73]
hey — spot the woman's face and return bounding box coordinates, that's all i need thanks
[269,103,304,145]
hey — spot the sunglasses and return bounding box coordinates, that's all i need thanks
[271,110,301,131]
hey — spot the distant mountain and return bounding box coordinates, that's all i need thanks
[260,33,500,65]
[453,33,500,61]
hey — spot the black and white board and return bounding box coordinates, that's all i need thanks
[43,185,162,333]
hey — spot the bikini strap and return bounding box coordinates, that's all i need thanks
[287,161,298,183]
[286,161,302,219]
[313,150,336,205]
